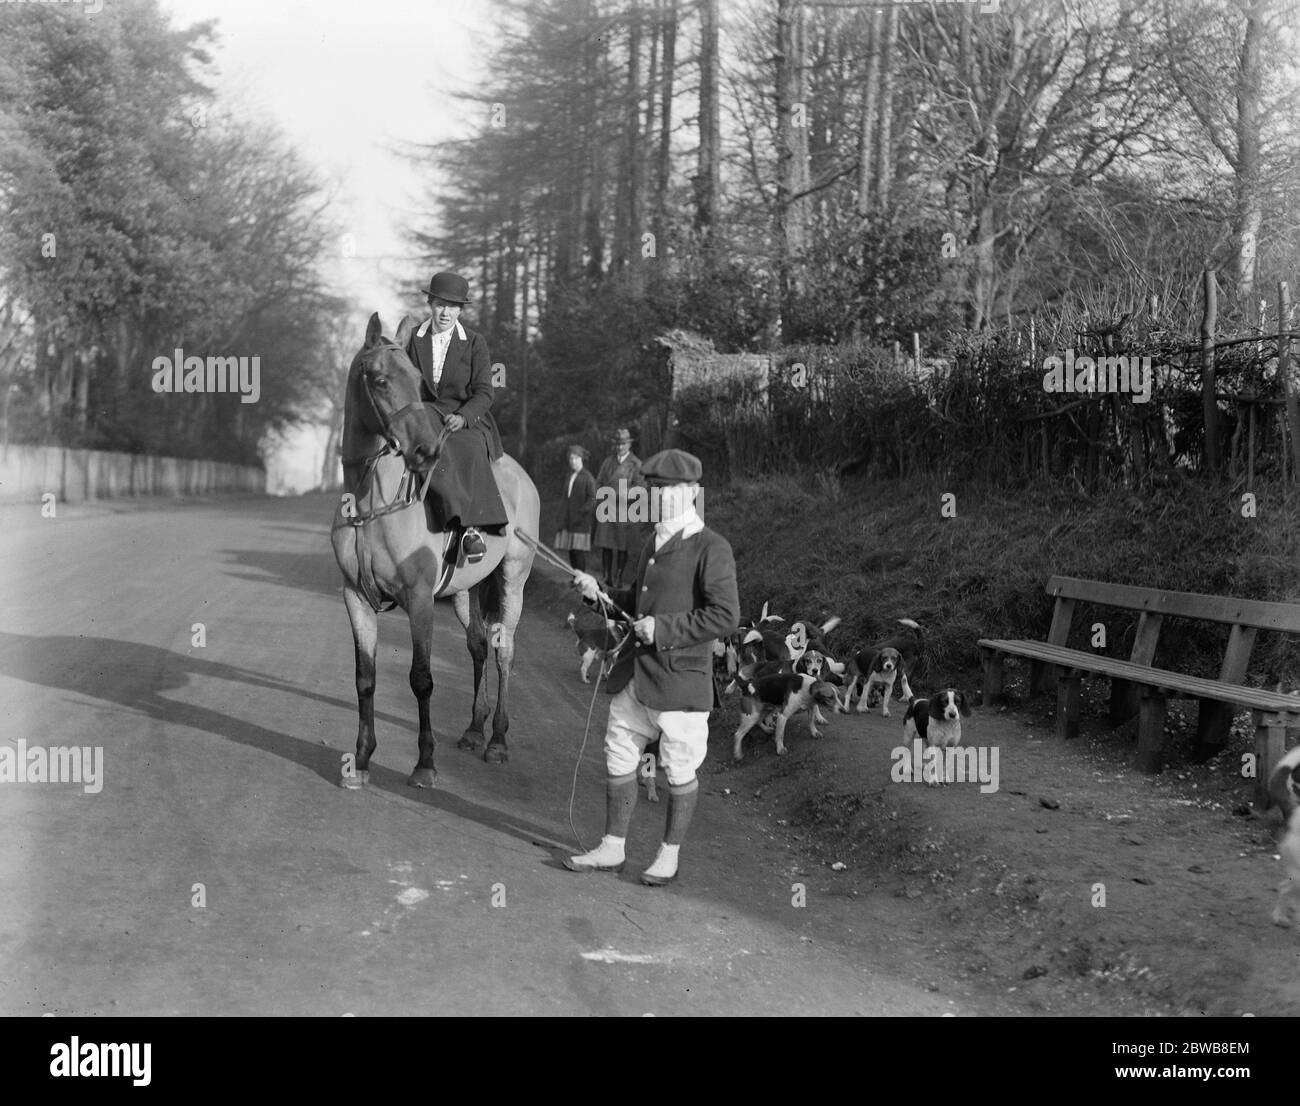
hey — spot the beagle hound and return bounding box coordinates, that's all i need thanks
[1270,746,1300,929]
[732,672,840,760]
[566,612,623,684]
[902,689,971,786]
[840,619,924,715]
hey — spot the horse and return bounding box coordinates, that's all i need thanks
[329,312,540,787]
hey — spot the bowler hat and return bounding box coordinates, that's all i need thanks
[567,444,590,460]
[641,448,703,485]
[611,428,634,446]
[421,271,471,304]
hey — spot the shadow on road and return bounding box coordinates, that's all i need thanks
[0,630,570,855]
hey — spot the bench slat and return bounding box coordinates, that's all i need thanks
[977,639,1300,715]
[1046,576,1300,634]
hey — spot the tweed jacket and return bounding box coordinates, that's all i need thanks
[600,524,740,712]
[406,320,504,460]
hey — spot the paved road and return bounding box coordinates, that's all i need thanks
[0,493,968,1016]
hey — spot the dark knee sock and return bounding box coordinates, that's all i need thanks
[601,549,613,581]
[615,551,628,582]
[664,778,699,845]
[605,772,638,838]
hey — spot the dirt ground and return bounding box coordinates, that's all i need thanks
[699,668,1300,1017]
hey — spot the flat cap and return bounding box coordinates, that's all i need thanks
[641,448,703,485]
[567,443,590,459]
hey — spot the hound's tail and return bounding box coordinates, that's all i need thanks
[899,617,926,678]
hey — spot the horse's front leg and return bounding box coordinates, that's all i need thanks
[406,592,438,788]
[342,587,378,789]
[453,589,491,753]
[485,573,525,764]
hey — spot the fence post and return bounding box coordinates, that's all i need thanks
[1280,281,1299,481]
[1201,268,1219,474]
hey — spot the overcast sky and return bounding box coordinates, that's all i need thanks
[161,0,490,327]
[156,0,492,489]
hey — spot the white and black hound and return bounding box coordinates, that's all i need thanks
[1270,746,1300,929]
[902,689,971,786]
[565,612,622,684]
[732,672,841,760]
[840,619,923,715]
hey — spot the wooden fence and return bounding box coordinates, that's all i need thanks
[656,272,1300,490]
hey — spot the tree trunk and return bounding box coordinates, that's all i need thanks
[875,5,899,208]
[857,7,882,217]
[622,0,644,276]
[775,0,809,343]
[695,0,720,257]
[584,19,605,281]
[968,196,996,330]
[1234,0,1264,304]
[654,0,677,249]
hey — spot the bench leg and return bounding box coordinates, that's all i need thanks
[1056,673,1081,740]
[1194,699,1234,760]
[1108,678,1138,728]
[1252,709,1285,813]
[1134,688,1167,774]
[980,648,1004,707]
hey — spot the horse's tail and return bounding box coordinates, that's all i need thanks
[476,571,502,627]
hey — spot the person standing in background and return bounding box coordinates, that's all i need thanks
[592,427,644,588]
[554,444,596,572]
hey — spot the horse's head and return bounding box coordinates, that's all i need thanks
[345,312,442,474]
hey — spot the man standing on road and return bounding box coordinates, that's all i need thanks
[564,448,740,886]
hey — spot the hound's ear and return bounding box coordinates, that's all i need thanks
[365,312,384,348]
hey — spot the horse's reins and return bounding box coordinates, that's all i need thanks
[342,342,450,527]
[339,341,459,611]
[515,529,639,853]
[341,350,638,852]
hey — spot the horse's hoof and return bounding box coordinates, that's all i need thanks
[407,767,437,788]
[483,742,509,765]
[341,769,369,790]
[458,731,483,752]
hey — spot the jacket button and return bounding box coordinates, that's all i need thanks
[642,586,649,592]
[648,559,655,566]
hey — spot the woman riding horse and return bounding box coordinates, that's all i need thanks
[404,271,508,564]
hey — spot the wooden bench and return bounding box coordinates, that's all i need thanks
[978,576,1300,810]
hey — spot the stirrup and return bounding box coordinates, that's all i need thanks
[462,526,486,565]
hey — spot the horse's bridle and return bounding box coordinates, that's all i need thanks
[342,341,451,527]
